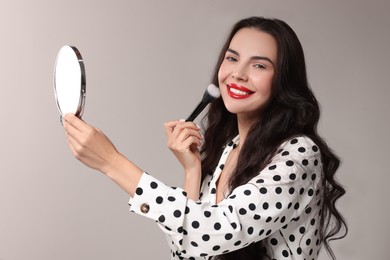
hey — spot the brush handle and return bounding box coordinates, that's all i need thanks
[185,101,208,122]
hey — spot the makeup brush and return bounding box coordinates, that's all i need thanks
[186,84,220,122]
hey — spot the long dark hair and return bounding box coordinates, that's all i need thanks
[200,17,347,260]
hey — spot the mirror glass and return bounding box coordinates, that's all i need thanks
[53,45,86,121]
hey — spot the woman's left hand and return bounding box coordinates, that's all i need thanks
[63,114,119,174]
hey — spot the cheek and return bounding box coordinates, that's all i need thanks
[217,62,229,84]
[252,73,274,93]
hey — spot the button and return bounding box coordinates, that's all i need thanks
[140,203,150,213]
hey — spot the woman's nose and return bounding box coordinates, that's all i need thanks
[231,67,248,81]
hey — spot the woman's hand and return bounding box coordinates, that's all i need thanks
[164,120,203,173]
[165,120,203,200]
[63,114,119,174]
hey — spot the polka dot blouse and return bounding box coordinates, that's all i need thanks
[129,136,323,259]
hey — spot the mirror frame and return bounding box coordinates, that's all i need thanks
[53,45,86,122]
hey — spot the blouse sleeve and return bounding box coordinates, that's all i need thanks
[128,136,322,258]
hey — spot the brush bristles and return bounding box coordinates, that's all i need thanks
[202,84,220,103]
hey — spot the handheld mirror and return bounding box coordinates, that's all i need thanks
[53,45,86,123]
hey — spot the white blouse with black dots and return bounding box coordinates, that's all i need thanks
[129,135,323,260]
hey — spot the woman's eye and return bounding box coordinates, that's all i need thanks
[254,63,266,69]
[226,56,237,62]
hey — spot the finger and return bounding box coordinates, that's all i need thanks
[63,113,91,133]
[175,128,203,144]
[164,120,182,137]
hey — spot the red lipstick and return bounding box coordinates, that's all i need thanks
[226,83,254,99]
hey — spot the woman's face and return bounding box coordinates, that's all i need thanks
[218,28,277,121]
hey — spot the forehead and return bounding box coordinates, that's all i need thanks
[229,28,277,62]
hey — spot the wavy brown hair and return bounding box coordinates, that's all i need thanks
[200,17,347,260]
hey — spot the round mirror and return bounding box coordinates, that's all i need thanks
[53,45,86,123]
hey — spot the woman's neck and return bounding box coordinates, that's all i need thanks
[236,114,258,150]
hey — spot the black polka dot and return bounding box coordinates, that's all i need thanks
[214,223,221,230]
[312,174,317,180]
[280,216,286,223]
[213,245,220,251]
[273,175,281,181]
[173,210,182,218]
[247,227,254,235]
[254,214,261,220]
[191,241,198,247]
[282,151,289,156]
[308,189,314,196]
[150,182,158,189]
[185,206,190,214]
[269,165,277,170]
[297,247,302,254]
[168,196,176,202]
[266,229,272,236]
[234,241,241,246]
[302,159,309,166]
[306,239,311,245]
[290,138,298,144]
[259,229,265,236]
[219,164,225,170]
[135,187,143,195]
[225,233,233,240]
[298,147,306,153]
[286,160,294,166]
[263,202,269,210]
[312,145,319,152]
[239,208,247,215]
[202,234,210,241]
[156,196,163,204]
[300,188,305,195]
[282,250,289,257]
[204,211,211,217]
[248,203,256,211]
[276,202,282,209]
[299,226,306,234]
[260,187,267,194]
[158,215,165,222]
[192,221,200,229]
[266,216,272,223]
[231,222,237,229]
[289,173,296,180]
[256,179,265,183]
[228,205,233,213]
[294,203,300,210]
[314,159,319,166]
[270,238,278,245]
[302,173,307,180]
[311,218,316,225]
[305,207,312,214]
[244,190,251,196]
[210,188,216,194]
[289,187,295,194]
[275,187,282,194]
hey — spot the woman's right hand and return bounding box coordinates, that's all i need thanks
[164,120,203,174]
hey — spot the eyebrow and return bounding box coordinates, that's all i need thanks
[226,48,274,66]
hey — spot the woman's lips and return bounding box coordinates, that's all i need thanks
[226,83,255,99]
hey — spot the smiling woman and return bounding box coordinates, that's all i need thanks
[63,16,347,260]
[218,28,276,121]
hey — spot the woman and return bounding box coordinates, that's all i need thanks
[63,17,347,260]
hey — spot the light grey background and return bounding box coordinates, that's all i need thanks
[0,0,389,259]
